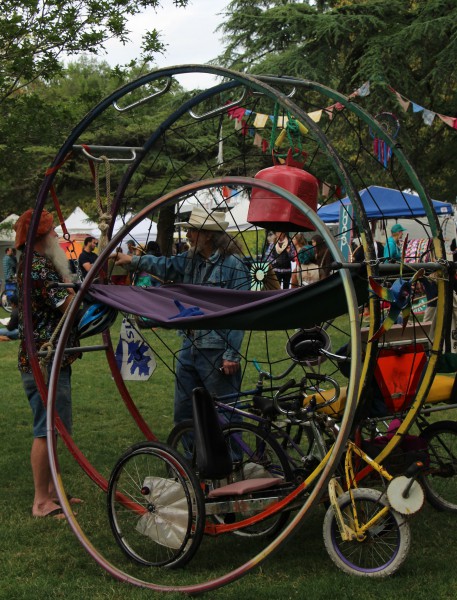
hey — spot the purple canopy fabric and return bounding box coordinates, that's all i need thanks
[88,271,368,331]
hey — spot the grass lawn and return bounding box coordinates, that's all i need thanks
[1,318,457,600]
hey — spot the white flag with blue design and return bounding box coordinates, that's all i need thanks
[115,318,156,381]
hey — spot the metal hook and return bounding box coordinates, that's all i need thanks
[188,86,249,120]
[112,77,173,112]
[73,145,144,164]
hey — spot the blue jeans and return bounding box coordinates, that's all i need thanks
[174,340,242,425]
[22,366,72,437]
[0,327,18,339]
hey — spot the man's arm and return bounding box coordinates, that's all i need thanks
[81,261,93,273]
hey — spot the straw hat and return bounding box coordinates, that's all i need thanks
[175,206,229,231]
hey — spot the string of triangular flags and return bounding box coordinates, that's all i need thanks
[388,85,457,129]
[227,80,456,139]
[227,81,371,134]
[226,82,370,199]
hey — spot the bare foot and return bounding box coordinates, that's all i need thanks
[33,501,66,520]
[53,495,84,506]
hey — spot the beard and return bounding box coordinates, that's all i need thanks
[41,235,74,282]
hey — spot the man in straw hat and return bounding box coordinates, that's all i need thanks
[113,206,250,424]
[14,209,82,519]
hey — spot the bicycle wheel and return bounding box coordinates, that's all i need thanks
[420,420,457,512]
[322,487,411,577]
[168,419,294,537]
[107,441,205,568]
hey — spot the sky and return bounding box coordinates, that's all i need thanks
[102,0,230,88]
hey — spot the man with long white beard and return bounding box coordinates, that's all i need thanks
[14,209,82,519]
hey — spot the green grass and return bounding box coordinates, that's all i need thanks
[1,319,457,600]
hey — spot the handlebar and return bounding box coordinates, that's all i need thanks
[272,373,341,418]
[252,359,298,382]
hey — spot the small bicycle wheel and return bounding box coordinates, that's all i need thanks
[107,441,205,569]
[168,419,294,538]
[323,487,411,577]
[420,420,457,512]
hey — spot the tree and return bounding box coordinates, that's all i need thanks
[0,0,189,103]
[0,57,222,220]
[217,0,457,201]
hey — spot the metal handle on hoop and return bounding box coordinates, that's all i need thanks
[73,144,144,163]
[112,77,173,112]
[188,87,249,120]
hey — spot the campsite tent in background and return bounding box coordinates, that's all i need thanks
[317,186,453,223]
[55,207,98,237]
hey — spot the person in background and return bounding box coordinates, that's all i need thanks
[384,223,406,261]
[112,206,250,425]
[311,234,332,279]
[146,240,161,256]
[132,244,153,287]
[175,241,190,254]
[14,208,82,519]
[126,240,136,256]
[145,240,163,287]
[108,247,129,285]
[290,232,306,286]
[263,231,293,289]
[78,236,98,278]
[3,247,17,281]
[0,292,19,340]
[351,237,384,262]
[291,245,320,287]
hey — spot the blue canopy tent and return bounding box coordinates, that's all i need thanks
[317,186,453,222]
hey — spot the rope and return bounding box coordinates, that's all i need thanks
[269,103,305,163]
[39,294,75,384]
[94,156,113,253]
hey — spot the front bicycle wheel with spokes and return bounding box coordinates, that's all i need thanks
[107,441,205,568]
[322,487,411,577]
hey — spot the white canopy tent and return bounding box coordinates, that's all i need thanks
[226,195,251,232]
[55,207,98,237]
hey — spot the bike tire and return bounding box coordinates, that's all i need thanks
[323,487,411,577]
[420,420,457,512]
[168,419,295,537]
[107,441,205,568]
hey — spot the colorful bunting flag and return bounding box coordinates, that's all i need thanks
[253,113,269,128]
[308,110,323,122]
[422,109,435,126]
[412,102,424,113]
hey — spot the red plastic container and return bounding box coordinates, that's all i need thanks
[248,164,318,231]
